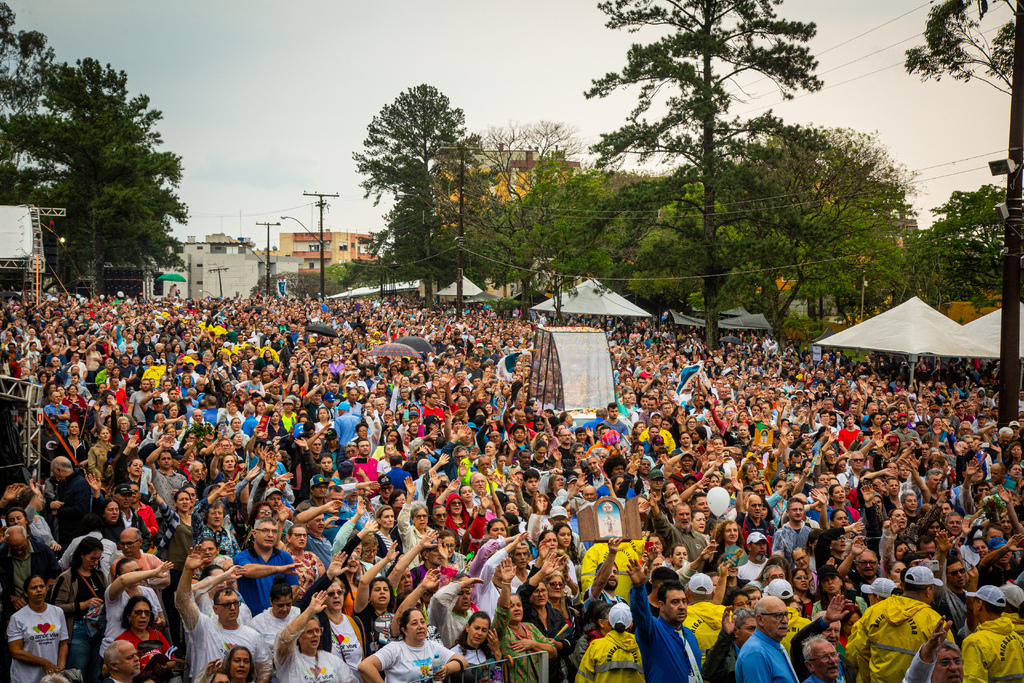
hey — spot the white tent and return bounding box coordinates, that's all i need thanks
[818,297,1000,360]
[963,303,1024,355]
[531,279,652,317]
[436,276,483,298]
[327,281,420,299]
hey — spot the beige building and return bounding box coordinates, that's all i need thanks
[279,230,375,273]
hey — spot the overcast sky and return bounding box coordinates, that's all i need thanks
[10,0,1011,246]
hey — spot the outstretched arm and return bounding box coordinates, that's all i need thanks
[275,590,328,664]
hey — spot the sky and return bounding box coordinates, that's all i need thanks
[9,0,1013,247]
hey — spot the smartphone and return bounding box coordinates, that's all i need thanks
[845,588,857,602]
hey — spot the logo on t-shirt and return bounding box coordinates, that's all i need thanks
[308,665,327,677]
[413,658,432,677]
[334,633,351,646]
[32,622,55,634]
[222,641,240,652]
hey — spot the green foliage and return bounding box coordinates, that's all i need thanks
[905,0,1013,94]
[905,184,1005,303]
[586,0,821,347]
[0,3,53,119]
[1,58,187,294]
[352,84,470,306]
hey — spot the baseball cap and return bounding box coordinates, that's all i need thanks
[325,429,338,439]
[688,573,715,596]
[114,483,134,496]
[649,468,665,480]
[989,537,1008,550]
[377,474,393,486]
[1000,584,1024,609]
[765,579,794,600]
[861,577,897,599]
[608,603,633,629]
[904,565,943,588]
[339,401,351,412]
[896,412,908,419]
[345,381,357,389]
[817,565,841,581]
[1011,421,1021,428]
[309,474,328,488]
[966,584,1007,608]
[746,532,768,545]
[264,487,284,498]
[323,392,335,402]
[550,506,568,520]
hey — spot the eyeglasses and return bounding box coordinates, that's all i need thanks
[547,582,564,589]
[118,539,141,547]
[808,652,840,662]
[215,600,240,608]
[937,657,963,667]
[760,612,789,621]
[132,609,152,616]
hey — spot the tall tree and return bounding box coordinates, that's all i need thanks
[585,0,821,348]
[730,127,914,340]
[905,0,1013,94]
[0,3,53,118]
[2,58,187,294]
[353,84,468,307]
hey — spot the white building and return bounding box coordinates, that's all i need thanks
[156,233,303,299]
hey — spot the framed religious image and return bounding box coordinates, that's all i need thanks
[578,496,642,542]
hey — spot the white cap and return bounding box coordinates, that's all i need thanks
[1000,584,1024,609]
[904,565,943,588]
[765,579,794,600]
[549,506,569,520]
[967,585,1007,608]
[862,578,897,599]
[608,603,633,629]
[746,532,768,545]
[688,573,715,596]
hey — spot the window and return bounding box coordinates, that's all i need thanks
[308,244,320,252]
[196,280,203,285]
[339,244,348,250]
[196,246,203,251]
[307,261,317,269]
[195,263,202,269]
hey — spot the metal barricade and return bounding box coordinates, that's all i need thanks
[438,650,549,683]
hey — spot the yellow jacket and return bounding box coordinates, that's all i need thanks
[580,540,645,602]
[576,629,644,683]
[1007,613,1024,638]
[782,606,811,654]
[684,601,726,663]
[639,427,676,453]
[846,595,950,683]
[962,616,1024,683]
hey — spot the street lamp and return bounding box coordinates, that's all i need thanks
[282,215,327,298]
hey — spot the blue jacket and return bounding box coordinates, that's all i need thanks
[54,467,93,546]
[629,583,701,682]
[333,412,361,446]
[735,629,799,683]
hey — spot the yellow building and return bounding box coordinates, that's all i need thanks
[278,230,375,273]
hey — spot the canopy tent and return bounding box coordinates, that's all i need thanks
[719,313,773,331]
[722,307,751,317]
[814,326,837,343]
[467,291,500,302]
[532,279,652,318]
[817,298,1000,370]
[436,276,483,298]
[670,311,706,327]
[963,303,1024,356]
[327,281,420,300]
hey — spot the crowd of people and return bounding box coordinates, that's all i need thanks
[0,291,1020,683]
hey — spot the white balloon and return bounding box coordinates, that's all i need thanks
[706,486,732,517]
[117,291,124,298]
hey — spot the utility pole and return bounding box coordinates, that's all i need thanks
[999,0,1024,427]
[256,221,280,298]
[457,147,466,319]
[303,191,339,299]
[209,266,228,298]
[860,270,866,323]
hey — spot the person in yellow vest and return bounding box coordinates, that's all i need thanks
[962,584,1024,683]
[575,602,644,683]
[1001,584,1024,637]
[847,565,952,683]
[764,578,810,654]
[682,572,726,664]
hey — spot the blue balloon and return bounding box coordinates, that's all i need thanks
[321,304,328,312]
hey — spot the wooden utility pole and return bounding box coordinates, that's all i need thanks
[999,0,1024,427]
[457,147,466,319]
[256,221,280,298]
[303,191,339,299]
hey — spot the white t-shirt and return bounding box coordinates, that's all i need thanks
[198,591,254,625]
[189,612,270,675]
[275,648,353,683]
[373,640,457,683]
[101,585,163,654]
[737,559,768,582]
[329,616,364,679]
[250,606,301,651]
[8,603,68,683]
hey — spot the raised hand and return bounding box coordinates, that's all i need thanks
[85,473,101,493]
[308,590,329,613]
[919,619,952,664]
[823,594,852,624]
[626,557,648,586]
[721,606,736,635]
[420,568,441,592]
[496,557,516,584]
[184,546,205,571]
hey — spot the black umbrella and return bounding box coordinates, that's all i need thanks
[396,336,434,354]
[0,292,22,300]
[720,335,742,344]
[306,324,339,338]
